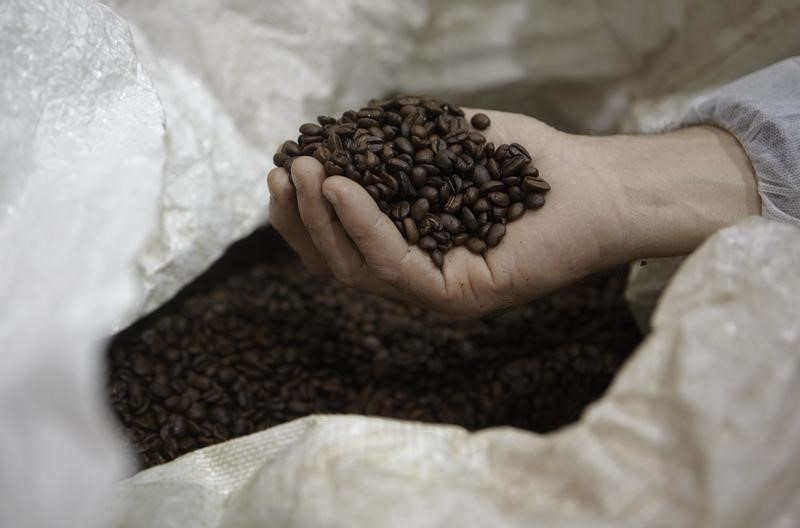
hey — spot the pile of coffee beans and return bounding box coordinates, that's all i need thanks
[274,96,550,267]
[106,228,640,469]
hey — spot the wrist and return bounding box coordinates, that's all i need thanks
[581,126,760,260]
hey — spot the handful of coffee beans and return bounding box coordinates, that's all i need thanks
[274,95,550,267]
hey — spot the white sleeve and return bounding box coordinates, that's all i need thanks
[682,57,800,226]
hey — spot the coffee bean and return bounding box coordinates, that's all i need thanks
[485,223,506,247]
[525,193,546,210]
[390,201,410,221]
[435,150,453,170]
[522,176,551,193]
[108,227,639,469]
[419,186,439,202]
[507,202,525,221]
[443,194,463,214]
[299,123,323,136]
[461,207,479,232]
[466,237,487,254]
[501,155,527,177]
[403,218,419,244]
[473,198,490,213]
[419,236,437,252]
[410,166,428,188]
[487,192,510,207]
[479,180,504,195]
[430,249,444,268]
[440,213,461,234]
[470,113,491,130]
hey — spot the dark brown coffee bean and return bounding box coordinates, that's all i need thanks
[479,181,504,195]
[281,140,301,156]
[403,218,419,244]
[521,165,539,178]
[525,193,546,209]
[478,223,491,239]
[273,152,289,167]
[390,201,411,220]
[464,186,480,206]
[470,113,491,130]
[466,237,487,254]
[492,207,508,221]
[387,158,411,175]
[440,213,461,234]
[419,236,437,252]
[430,249,444,268]
[486,192,509,207]
[435,150,453,170]
[317,115,337,125]
[419,186,439,203]
[461,207,479,232]
[486,158,499,178]
[507,202,525,221]
[324,161,343,176]
[510,142,532,161]
[394,136,414,155]
[477,211,489,226]
[473,197,490,213]
[522,176,551,193]
[507,186,524,203]
[410,166,428,187]
[494,144,510,160]
[485,224,506,247]
[431,230,450,244]
[299,123,323,136]
[443,194,463,214]
[452,232,469,245]
[501,155,527,177]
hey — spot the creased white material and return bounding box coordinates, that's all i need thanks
[0,1,164,527]
[113,218,800,528]
[104,0,428,318]
[682,57,800,227]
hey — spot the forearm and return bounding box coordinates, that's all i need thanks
[584,126,761,260]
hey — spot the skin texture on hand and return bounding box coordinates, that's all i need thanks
[268,110,760,318]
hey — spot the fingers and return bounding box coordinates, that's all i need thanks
[321,176,444,293]
[289,157,372,287]
[267,167,330,276]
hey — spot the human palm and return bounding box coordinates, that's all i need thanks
[268,109,629,318]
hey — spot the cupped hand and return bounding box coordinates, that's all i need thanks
[267,109,630,318]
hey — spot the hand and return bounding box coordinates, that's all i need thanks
[267,110,759,318]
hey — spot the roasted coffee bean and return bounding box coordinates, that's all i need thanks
[390,201,411,220]
[525,193,546,209]
[470,113,491,130]
[443,194,463,214]
[431,230,450,245]
[464,186,480,206]
[522,176,551,193]
[485,223,506,247]
[452,232,469,246]
[419,236,437,252]
[108,228,639,469]
[410,166,428,187]
[507,202,525,221]
[403,218,419,244]
[466,237,487,255]
[430,249,444,268]
[487,192,510,207]
[299,123,323,136]
[501,155,527,177]
[270,95,550,267]
[461,207,479,232]
[507,186,524,203]
[479,180,505,195]
[473,197,490,213]
[439,213,461,234]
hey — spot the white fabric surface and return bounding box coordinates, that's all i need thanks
[0,1,164,527]
[683,57,800,226]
